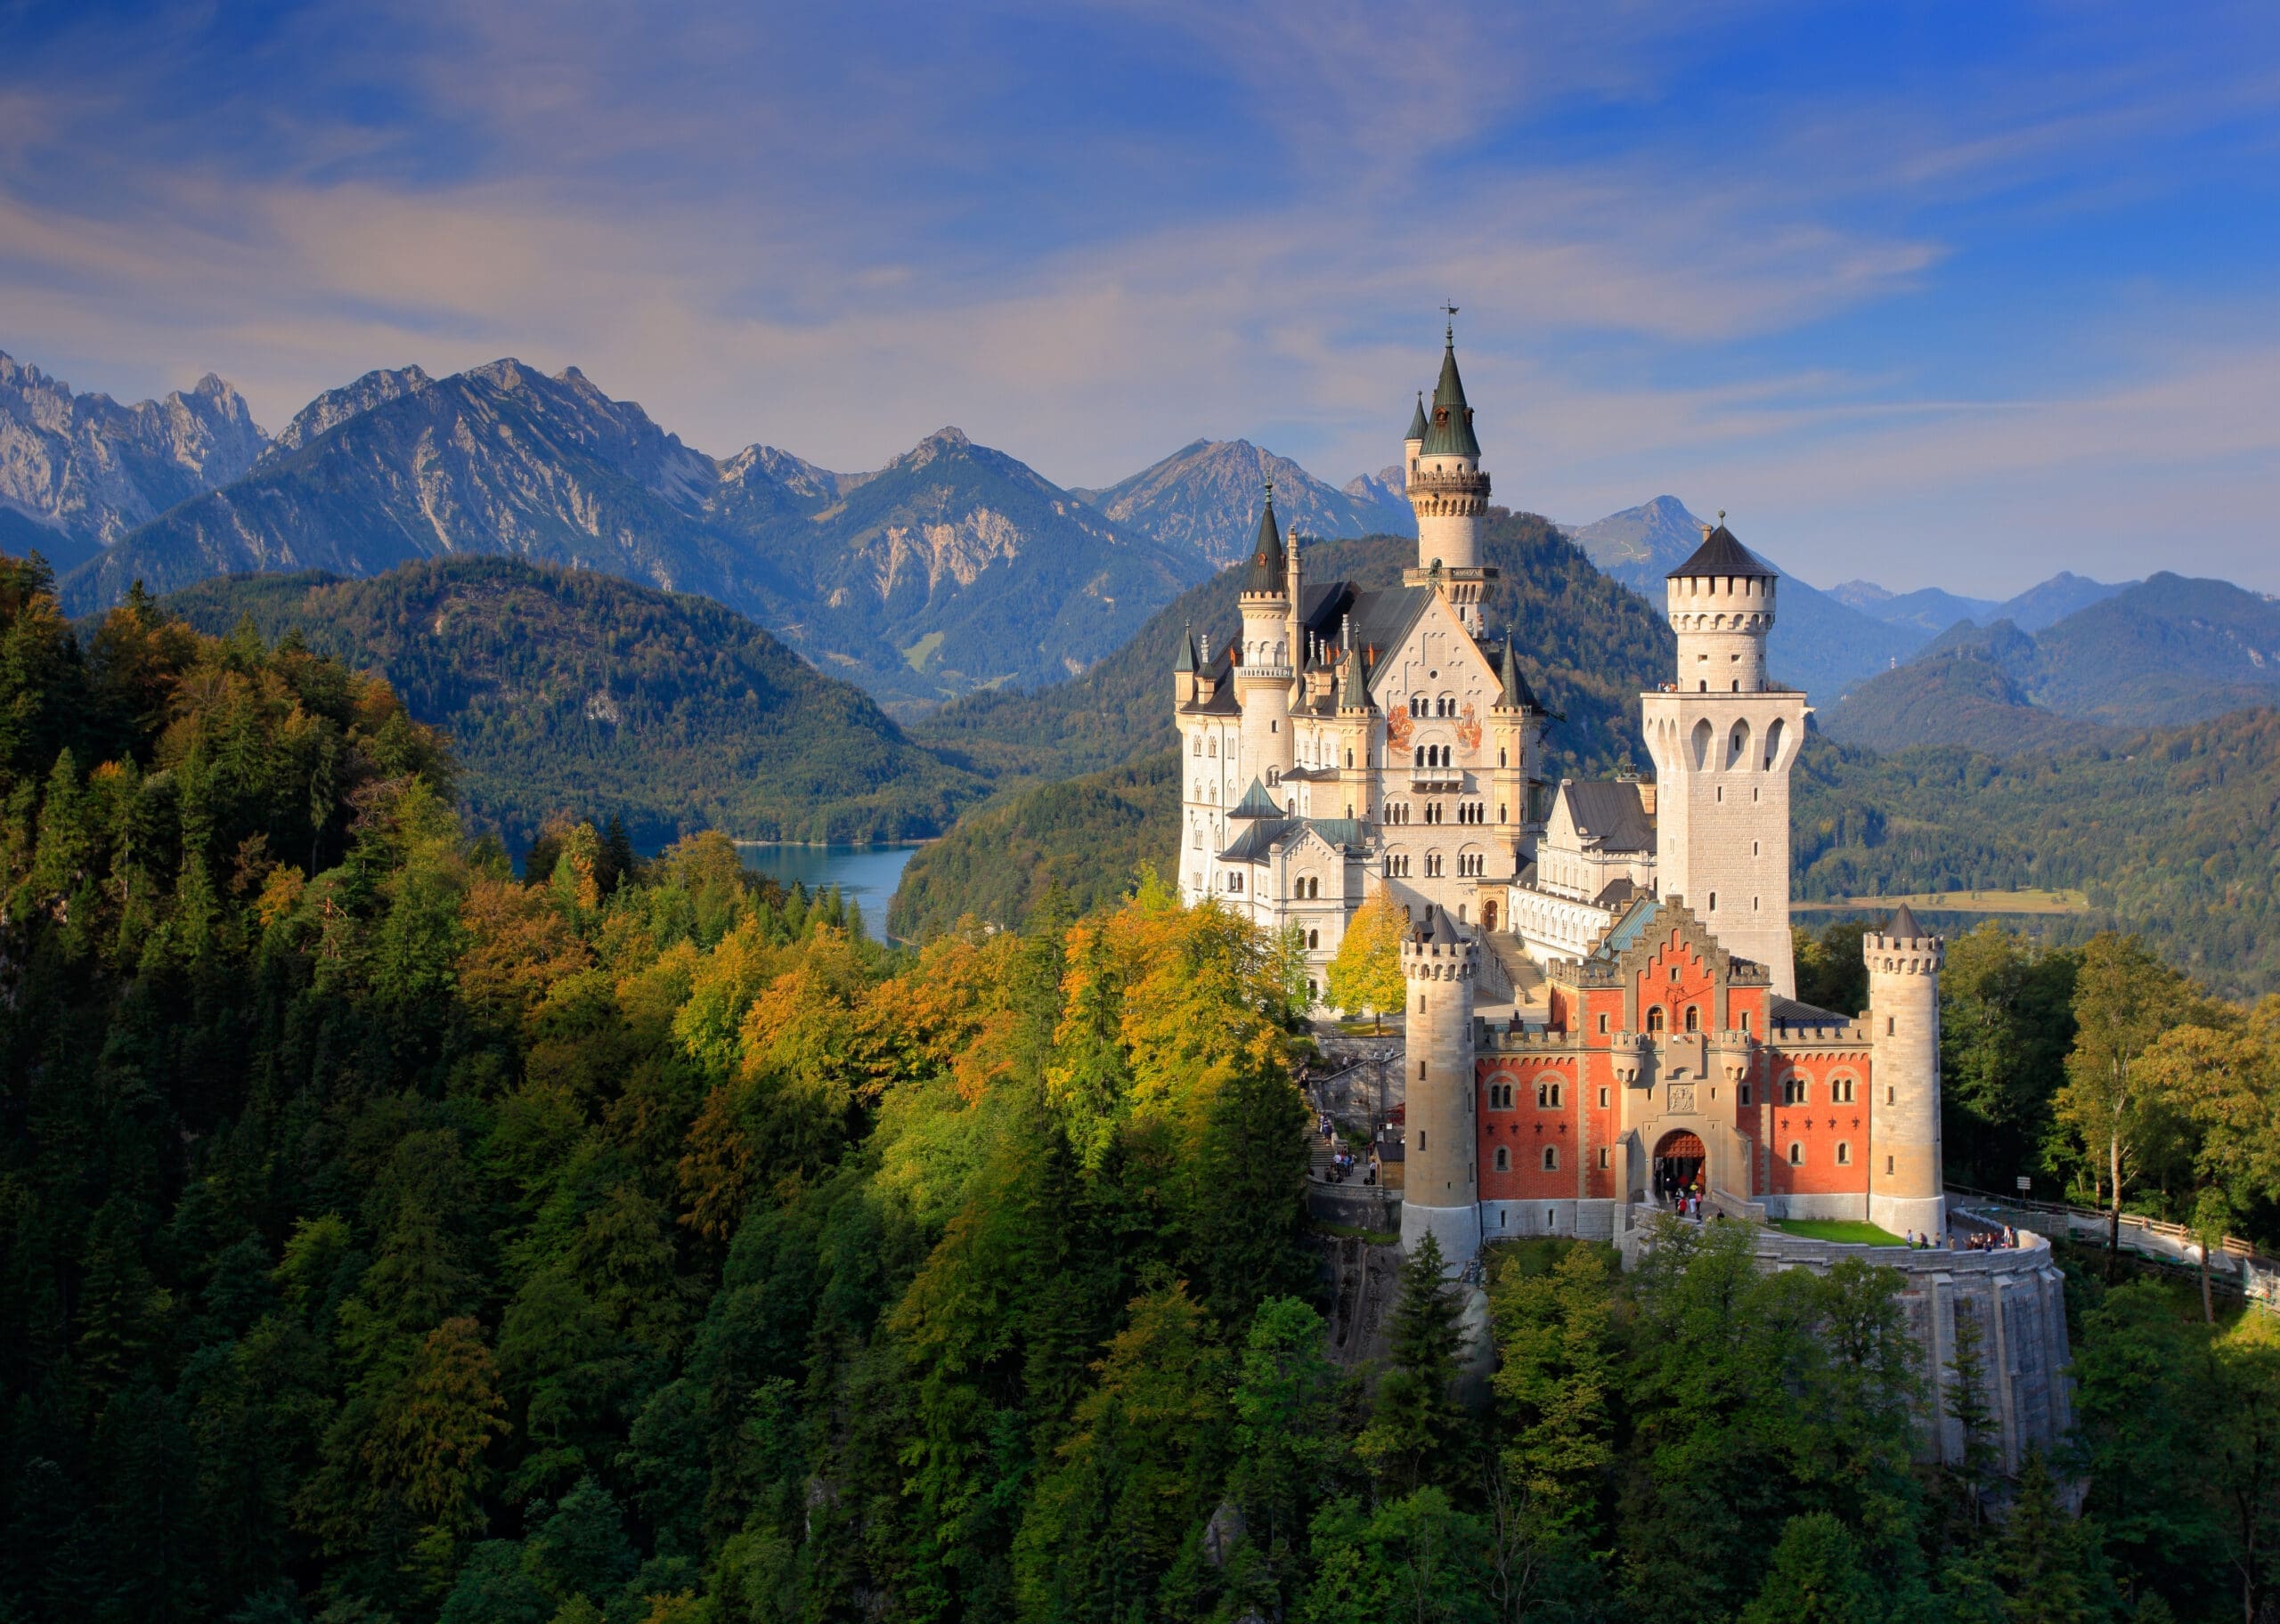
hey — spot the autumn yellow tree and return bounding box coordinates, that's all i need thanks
[1327,883,1406,1031]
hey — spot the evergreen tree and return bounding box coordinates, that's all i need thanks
[1983,1456,2115,1624]
[1356,1234,1468,1494]
[1740,1513,1882,1624]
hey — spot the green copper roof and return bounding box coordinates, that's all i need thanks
[1421,336,1481,459]
[1229,778,1283,820]
[1497,636,1538,709]
[1243,494,1286,596]
[1405,391,1429,443]
[1339,645,1371,710]
[1174,626,1196,673]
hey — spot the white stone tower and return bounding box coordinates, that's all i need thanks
[1638,520,1807,995]
[1867,905,1946,1239]
[1400,905,1480,1268]
[1235,490,1295,785]
[1405,322,1494,633]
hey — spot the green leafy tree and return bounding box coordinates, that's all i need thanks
[1489,1242,1616,1537]
[2055,934,2192,1279]
[1302,1488,1493,1624]
[1228,1296,1341,1571]
[1740,1513,1883,1624]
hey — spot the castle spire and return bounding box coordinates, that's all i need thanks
[1243,483,1286,597]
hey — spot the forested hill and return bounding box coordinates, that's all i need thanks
[159,556,982,847]
[913,508,1673,787]
[1795,708,2280,995]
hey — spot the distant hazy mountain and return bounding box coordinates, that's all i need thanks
[1828,570,2129,637]
[159,556,981,846]
[1561,496,1923,701]
[1073,438,1414,565]
[1822,572,2280,749]
[58,358,1206,715]
[0,351,268,568]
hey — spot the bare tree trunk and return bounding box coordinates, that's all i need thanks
[2200,1235,2215,1325]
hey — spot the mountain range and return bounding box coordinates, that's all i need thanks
[55,359,1209,716]
[1820,572,2280,752]
[1827,571,2129,637]
[0,351,267,570]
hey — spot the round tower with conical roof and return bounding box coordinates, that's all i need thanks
[1237,488,1296,785]
[1867,905,1946,1238]
[1638,517,1808,995]
[1403,324,1496,632]
[1400,905,1481,1268]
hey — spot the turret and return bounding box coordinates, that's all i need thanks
[1866,905,1946,1239]
[1335,626,1375,822]
[1403,392,1427,483]
[1236,488,1296,784]
[1173,623,1197,707]
[1637,516,1806,995]
[1486,635,1539,857]
[1400,905,1481,1269]
[1403,321,1496,632]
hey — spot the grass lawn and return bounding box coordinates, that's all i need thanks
[1774,1219,1909,1246]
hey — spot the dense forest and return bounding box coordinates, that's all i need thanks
[159,558,982,849]
[1793,711,2280,995]
[5,552,2280,1622]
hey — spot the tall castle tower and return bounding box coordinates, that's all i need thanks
[1401,905,1480,1267]
[1235,491,1295,784]
[1404,323,1495,633]
[1867,905,1946,1238]
[1637,520,1807,995]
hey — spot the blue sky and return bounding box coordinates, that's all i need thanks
[3,1,2276,594]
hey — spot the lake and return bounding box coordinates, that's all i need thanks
[736,842,923,943]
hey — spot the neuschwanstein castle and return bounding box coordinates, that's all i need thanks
[1172,326,1950,1267]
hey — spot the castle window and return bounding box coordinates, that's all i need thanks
[1783,1076,1806,1105]
[1494,1147,1510,1172]
[1886,1085,1895,1105]
[1307,929,1319,948]
[1419,1061,1427,1082]
[1752,840,1760,857]
[1499,747,1508,767]
[1599,1147,1611,1168]
[1598,1014,1609,1035]
[1346,749,1353,767]
[1887,1016,1895,1036]
[1740,1084,1752,1105]
[1208,738,1217,757]
[1419,1131,1426,1150]
[1787,1141,1804,1165]
[1836,1141,1852,1165]
[1647,1008,1665,1033]
[1193,738,1201,755]
[1708,891,1717,911]
[1886,1155,1895,1174]
[1685,1005,1700,1033]
[1536,1081,1562,1108]
[1599,1086,1609,1108]
[1738,1011,1750,1033]
[1542,1147,1559,1171]
[1271,720,1278,733]
[1832,1078,1855,1103]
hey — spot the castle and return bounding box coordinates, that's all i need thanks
[1173,326,1946,1263]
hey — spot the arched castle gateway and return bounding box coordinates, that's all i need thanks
[1177,323,2072,1472]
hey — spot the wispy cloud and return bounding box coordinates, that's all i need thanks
[1,1,2276,593]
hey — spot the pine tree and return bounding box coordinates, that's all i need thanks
[1944,1300,1999,1531]
[1490,1242,1616,1538]
[1739,1513,1882,1624]
[1356,1233,1468,1493]
[1987,1455,2116,1624]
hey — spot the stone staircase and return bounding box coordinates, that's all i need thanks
[1479,929,1547,1012]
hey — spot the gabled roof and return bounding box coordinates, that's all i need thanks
[1667,520,1775,581]
[1243,496,1286,595]
[1229,778,1283,820]
[1421,336,1482,459]
[1217,816,1365,865]
[1592,876,1642,909]
[1559,780,1654,853]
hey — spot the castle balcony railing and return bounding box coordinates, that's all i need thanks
[1409,769,1464,792]
[1404,469,1490,497]
[1234,663,1293,682]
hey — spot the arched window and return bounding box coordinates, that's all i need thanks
[1494,1147,1510,1172]
[1787,1141,1804,1165]
[1208,737,1217,757]
[1836,1141,1852,1165]
[1684,1005,1700,1033]
[1690,717,1712,767]
[1647,1007,1665,1033]
[1192,737,1201,755]
[1499,747,1507,767]
[1831,1077,1857,1104]
[1307,929,1320,948]
[1542,1146,1559,1172]
[1782,1075,1807,1104]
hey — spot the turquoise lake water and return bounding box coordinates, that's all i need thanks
[735,843,922,942]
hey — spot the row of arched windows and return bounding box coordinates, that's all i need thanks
[1491,1146,1560,1173]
